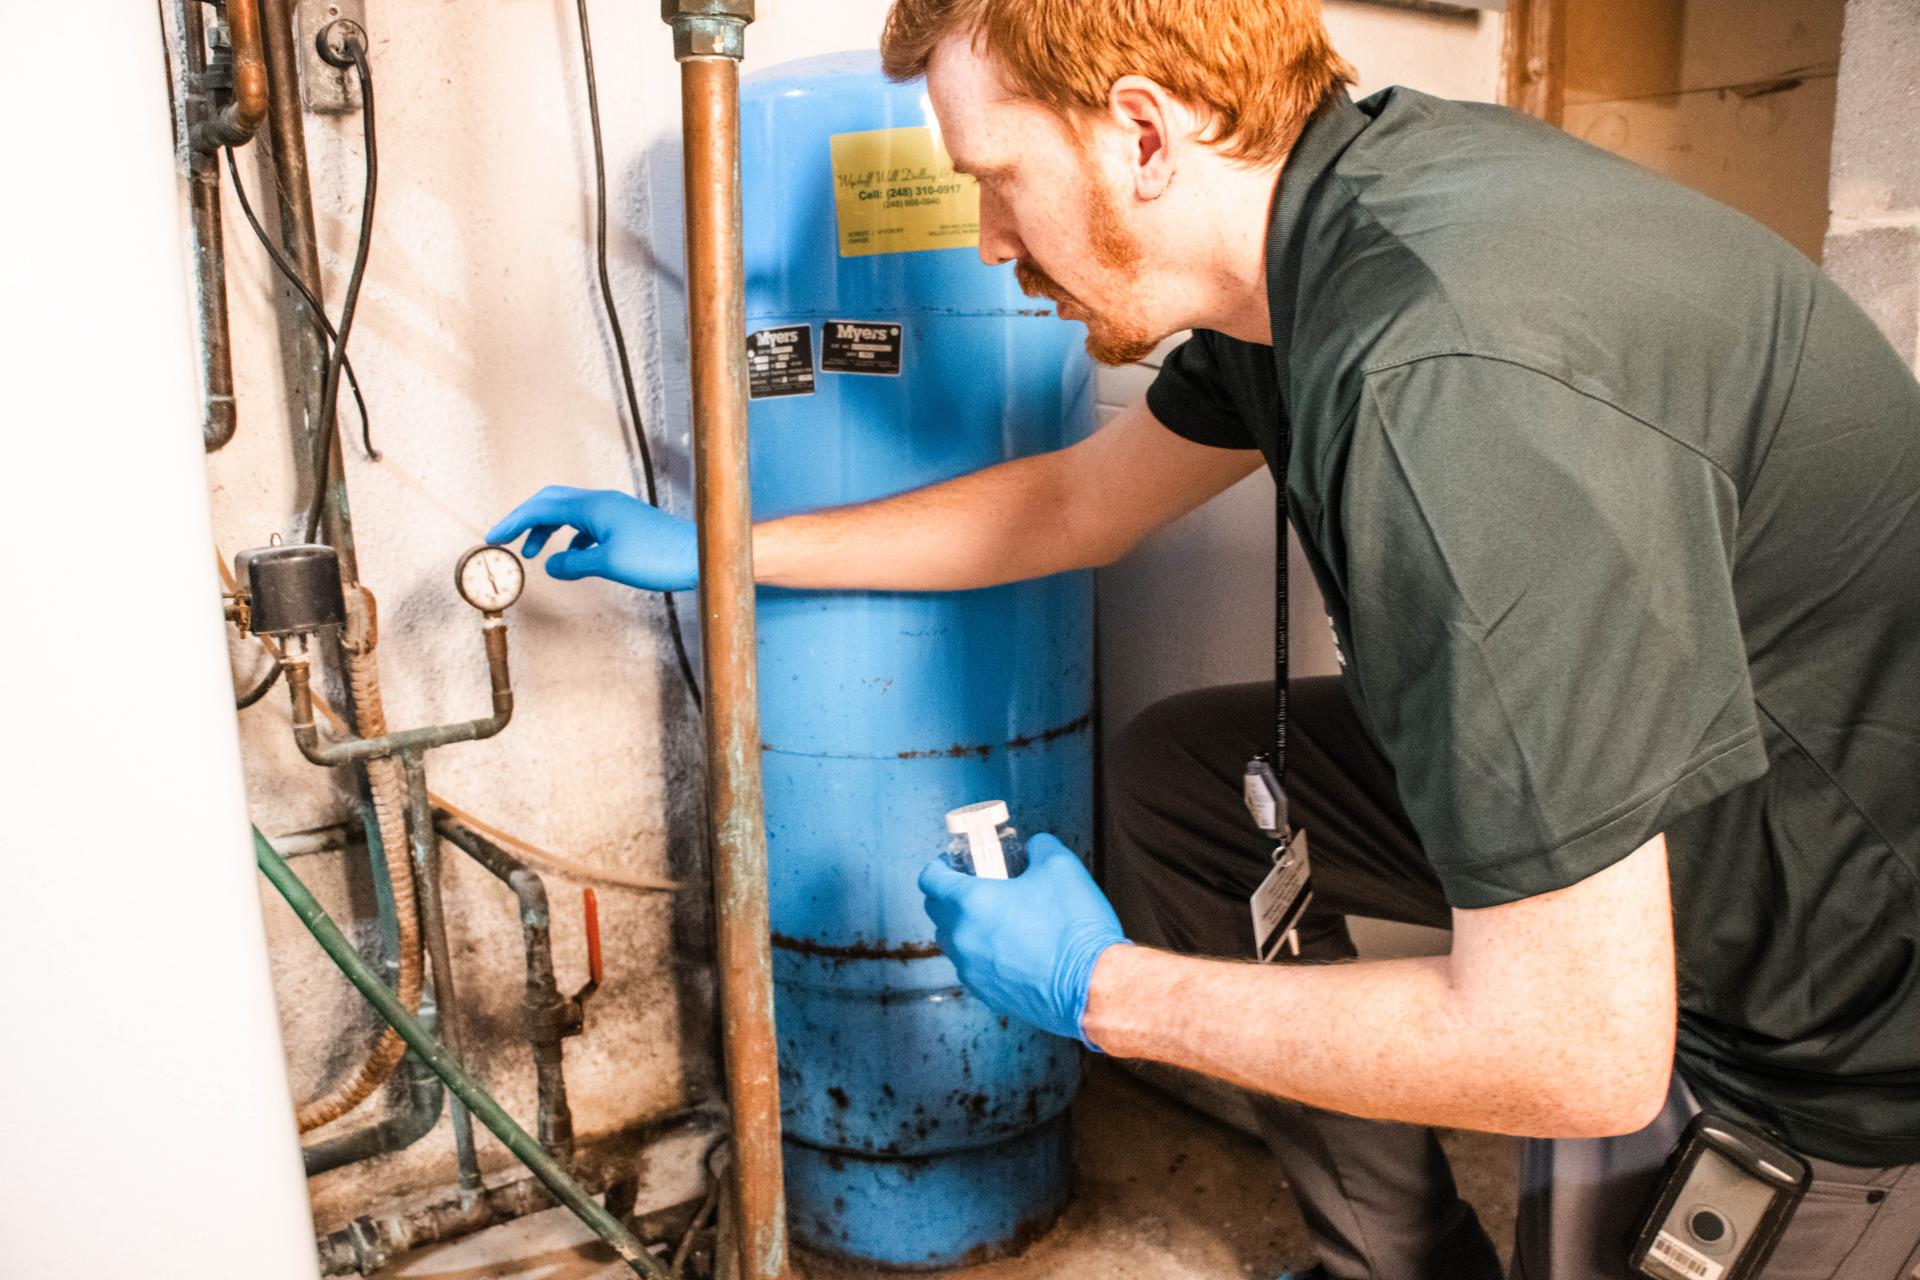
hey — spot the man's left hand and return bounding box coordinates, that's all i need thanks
[918,834,1130,1050]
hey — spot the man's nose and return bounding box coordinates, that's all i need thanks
[977,190,1021,267]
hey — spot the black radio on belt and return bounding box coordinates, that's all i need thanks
[1628,1111,1810,1280]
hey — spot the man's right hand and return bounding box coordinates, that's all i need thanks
[486,486,698,592]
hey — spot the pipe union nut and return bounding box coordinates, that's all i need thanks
[661,0,754,20]
[670,14,747,60]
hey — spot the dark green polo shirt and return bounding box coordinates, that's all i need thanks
[1147,88,1920,1164]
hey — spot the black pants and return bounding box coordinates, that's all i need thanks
[1106,677,1504,1280]
[1101,679,1920,1280]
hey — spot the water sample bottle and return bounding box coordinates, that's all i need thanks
[944,800,1027,879]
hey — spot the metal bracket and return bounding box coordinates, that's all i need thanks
[296,0,366,113]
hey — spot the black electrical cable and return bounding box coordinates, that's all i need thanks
[574,0,704,713]
[303,37,380,545]
[235,657,284,710]
[223,146,380,462]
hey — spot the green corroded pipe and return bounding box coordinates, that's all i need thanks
[254,828,669,1279]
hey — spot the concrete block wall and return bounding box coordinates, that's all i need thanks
[1823,0,1920,368]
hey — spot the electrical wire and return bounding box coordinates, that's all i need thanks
[223,146,379,461]
[234,655,282,709]
[574,0,704,713]
[303,38,380,545]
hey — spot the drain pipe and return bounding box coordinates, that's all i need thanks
[256,828,672,1279]
[663,6,789,1280]
[178,0,239,451]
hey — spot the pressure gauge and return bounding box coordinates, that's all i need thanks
[455,544,525,613]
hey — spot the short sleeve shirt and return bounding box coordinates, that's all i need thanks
[1148,88,1920,1164]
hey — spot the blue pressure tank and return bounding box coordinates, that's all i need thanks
[740,52,1095,1269]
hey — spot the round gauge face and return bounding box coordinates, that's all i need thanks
[455,544,525,612]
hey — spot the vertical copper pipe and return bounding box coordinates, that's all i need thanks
[257,0,359,584]
[680,53,790,1280]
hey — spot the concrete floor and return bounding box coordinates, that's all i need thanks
[373,1062,1519,1280]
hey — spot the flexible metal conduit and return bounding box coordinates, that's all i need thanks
[663,4,789,1278]
[255,829,670,1279]
[304,1044,443,1177]
[296,644,423,1132]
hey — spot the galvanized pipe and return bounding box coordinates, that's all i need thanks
[284,616,513,766]
[666,6,788,1277]
[404,752,482,1201]
[254,829,670,1278]
[179,0,239,451]
[436,812,587,1165]
[257,0,358,579]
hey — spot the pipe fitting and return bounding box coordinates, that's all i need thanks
[188,0,268,151]
[662,0,753,61]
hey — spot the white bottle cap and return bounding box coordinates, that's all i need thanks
[945,800,1011,879]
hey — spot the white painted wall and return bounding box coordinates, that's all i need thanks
[190,0,1498,1229]
[199,0,907,1229]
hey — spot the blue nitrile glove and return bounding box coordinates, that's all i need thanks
[918,833,1130,1050]
[486,486,698,591]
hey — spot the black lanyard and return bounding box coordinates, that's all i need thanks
[1272,415,1291,783]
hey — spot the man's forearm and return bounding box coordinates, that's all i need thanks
[747,400,1266,592]
[752,451,1095,591]
[1084,945,1663,1138]
[1081,839,1677,1139]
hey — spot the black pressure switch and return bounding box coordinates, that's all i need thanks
[235,543,346,637]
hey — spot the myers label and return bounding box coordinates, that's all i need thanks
[822,320,903,376]
[829,126,979,258]
[746,324,814,399]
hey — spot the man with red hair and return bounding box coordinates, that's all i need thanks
[491,2,1920,1275]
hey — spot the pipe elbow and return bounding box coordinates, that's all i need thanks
[292,725,334,768]
[204,395,237,451]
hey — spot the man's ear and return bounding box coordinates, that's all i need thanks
[1108,75,1190,201]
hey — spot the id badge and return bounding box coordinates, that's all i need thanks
[1251,828,1312,963]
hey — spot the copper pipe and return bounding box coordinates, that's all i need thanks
[257,0,359,584]
[190,0,268,151]
[674,21,790,1280]
[179,0,238,450]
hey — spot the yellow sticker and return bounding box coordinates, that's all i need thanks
[829,126,980,258]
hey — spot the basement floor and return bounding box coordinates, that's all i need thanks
[370,1061,1520,1280]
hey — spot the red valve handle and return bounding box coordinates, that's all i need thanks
[583,888,603,990]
